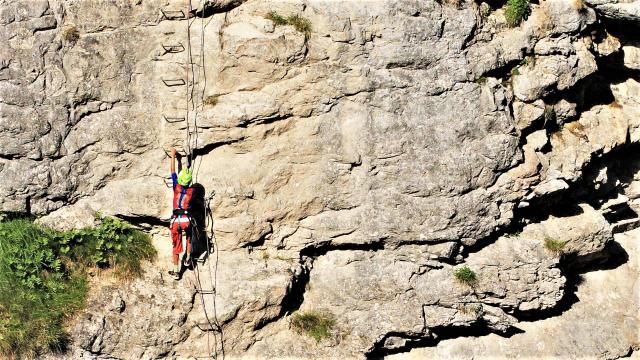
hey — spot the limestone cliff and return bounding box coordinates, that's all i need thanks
[1,0,639,358]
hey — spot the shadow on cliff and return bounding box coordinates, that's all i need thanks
[512,240,629,322]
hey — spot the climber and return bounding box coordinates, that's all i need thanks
[168,147,194,280]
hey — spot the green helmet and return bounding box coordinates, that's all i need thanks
[177,168,192,186]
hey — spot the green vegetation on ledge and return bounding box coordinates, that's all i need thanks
[0,216,156,358]
[544,236,567,255]
[504,0,530,27]
[291,310,336,342]
[266,11,312,39]
[454,266,478,287]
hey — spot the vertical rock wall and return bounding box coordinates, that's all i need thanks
[2,0,640,358]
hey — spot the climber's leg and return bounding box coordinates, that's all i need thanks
[169,219,183,280]
[182,220,192,266]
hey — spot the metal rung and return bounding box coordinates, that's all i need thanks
[163,115,185,123]
[160,9,186,20]
[162,78,186,87]
[197,290,216,295]
[161,43,185,53]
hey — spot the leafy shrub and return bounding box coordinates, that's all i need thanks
[544,236,567,254]
[61,26,79,43]
[504,0,530,27]
[265,11,312,39]
[0,217,155,357]
[454,266,477,287]
[291,310,336,342]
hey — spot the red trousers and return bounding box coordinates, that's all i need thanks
[170,217,191,255]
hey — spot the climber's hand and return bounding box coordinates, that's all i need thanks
[170,147,177,158]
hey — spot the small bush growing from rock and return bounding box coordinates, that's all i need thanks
[265,11,312,39]
[454,266,477,287]
[203,95,218,107]
[544,236,567,254]
[61,26,79,43]
[291,310,336,342]
[0,217,155,357]
[504,0,530,27]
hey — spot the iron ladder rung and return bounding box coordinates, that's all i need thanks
[161,43,185,54]
[196,289,216,295]
[162,78,186,87]
[160,9,186,20]
[163,115,186,123]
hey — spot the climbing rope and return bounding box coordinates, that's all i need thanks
[188,192,224,360]
[181,1,223,358]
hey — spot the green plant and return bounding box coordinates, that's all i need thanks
[0,217,155,357]
[287,14,312,38]
[266,11,288,26]
[504,0,530,27]
[505,231,521,238]
[265,11,312,39]
[544,106,556,124]
[203,95,219,107]
[476,76,488,84]
[291,310,336,342]
[454,266,477,287]
[544,236,567,254]
[511,67,520,76]
[61,26,79,43]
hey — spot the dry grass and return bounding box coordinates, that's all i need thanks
[203,95,219,107]
[544,236,567,255]
[61,26,79,43]
[609,101,623,109]
[265,11,312,39]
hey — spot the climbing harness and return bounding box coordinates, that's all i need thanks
[160,0,222,358]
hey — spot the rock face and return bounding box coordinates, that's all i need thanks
[2,0,640,358]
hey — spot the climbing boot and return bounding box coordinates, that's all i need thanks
[168,270,181,280]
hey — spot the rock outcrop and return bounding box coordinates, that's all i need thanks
[2,0,640,358]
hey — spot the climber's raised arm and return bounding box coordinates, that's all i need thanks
[170,147,178,190]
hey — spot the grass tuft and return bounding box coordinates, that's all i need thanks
[0,217,155,358]
[265,11,312,39]
[504,0,530,27]
[544,236,567,255]
[203,95,219,107]
[61,26,79,43]
[454,266,477,287]
[291,310,336,342]
[266,11,288,26]
[476,76,488,85]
